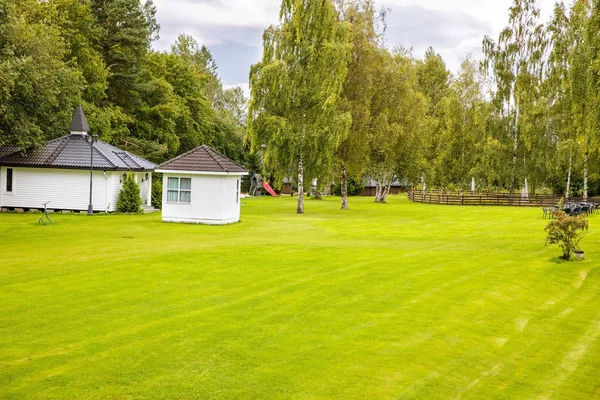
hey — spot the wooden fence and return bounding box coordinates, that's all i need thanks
[408,190,599,207]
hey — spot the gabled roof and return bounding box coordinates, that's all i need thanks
[0,135,156,171]
[69,105,90,132]
[158,145,248,174]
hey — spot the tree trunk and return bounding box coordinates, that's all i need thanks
[565,147,572,201]
[297,154,304,214]
[509,131,518,196]
[509,101,519,196]
[375,180,382,202]
[341,166,348,210]
[421,174,427,202]
[583,150,588,202]
[381,181,392,203]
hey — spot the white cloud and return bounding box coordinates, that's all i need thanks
[152,0,559,84]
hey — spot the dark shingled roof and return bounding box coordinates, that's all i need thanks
[69,105,90,132]
[0,135,156,171]
[159,145,248,174]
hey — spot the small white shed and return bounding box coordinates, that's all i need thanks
[156,145,249,225]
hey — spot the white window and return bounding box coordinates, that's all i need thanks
[236,179,240,204]
[6,168,13,193]
[167,177,191,203]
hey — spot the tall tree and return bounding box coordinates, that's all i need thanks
[91,0,159,111]
[248,0,352,214]
[0,0,82,149]
[336,0,380,210]
[583,0,600,200]
[547,2,577,199]
[436,56,486,188]
[415,47,450,188]
[171,34,221,106]
[368,49,426,202]
[482,0,546,195]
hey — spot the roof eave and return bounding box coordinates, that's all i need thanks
[156,169,249,176]
[0,164,155,172]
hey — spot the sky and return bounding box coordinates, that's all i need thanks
[152,0,556,91]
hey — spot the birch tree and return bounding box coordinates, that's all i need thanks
[247,0,351,214]
[336,0,380,210]
[369,49,426,202]
[436,56,486,188]
[583,0,600,200]
[416,48,450,188]
[482,0,545,195]
[547,2,578,199]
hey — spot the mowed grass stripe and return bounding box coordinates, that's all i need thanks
[0,196,598,399]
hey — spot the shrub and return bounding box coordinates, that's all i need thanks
[151,174,162,209]
[117,173,142,213]
[544,210,588,260]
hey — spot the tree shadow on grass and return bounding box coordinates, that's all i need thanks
[549,256,586,264]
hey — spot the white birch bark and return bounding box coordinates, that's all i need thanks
[509,108,519,196]
[566,148,572,201]
[583,150,588,202]
[297,154,304,214]
[341,166,348,210]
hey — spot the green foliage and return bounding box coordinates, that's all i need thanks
[336,0,380,202]
[248,0,352,213]
[90,0,159,110]
[368,48,427,202]
[151,173,162,209]
[545,210,588,260]
[333,178,364,196]
[482,0,546,195]
[435,56,486,188]
[0,1,245,170]
[0,0,82,148]
[117,173,142,213]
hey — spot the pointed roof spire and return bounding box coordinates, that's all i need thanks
[69,105,90,134]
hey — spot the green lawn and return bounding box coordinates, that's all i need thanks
[1,196,599,399]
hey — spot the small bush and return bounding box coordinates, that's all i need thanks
[117,173,142,213]
[151,174,162,209]
[544,211,588,260]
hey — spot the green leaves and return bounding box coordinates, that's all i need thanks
[117,172,142,213]
[544,210,588,260]
[248,0,351,211]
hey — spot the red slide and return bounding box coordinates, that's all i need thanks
[262,181,279,197]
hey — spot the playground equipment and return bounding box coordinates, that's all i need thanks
[262,181,278,197]
[249,174,263,196]
[249,174,278,197]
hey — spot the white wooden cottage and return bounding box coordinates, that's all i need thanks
[156,145,249,224]
[0,106,156,212]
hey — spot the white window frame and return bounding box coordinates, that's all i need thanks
[236,179,240,205]
[166,177,191,204]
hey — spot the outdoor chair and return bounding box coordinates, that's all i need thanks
[542,207,548,219]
